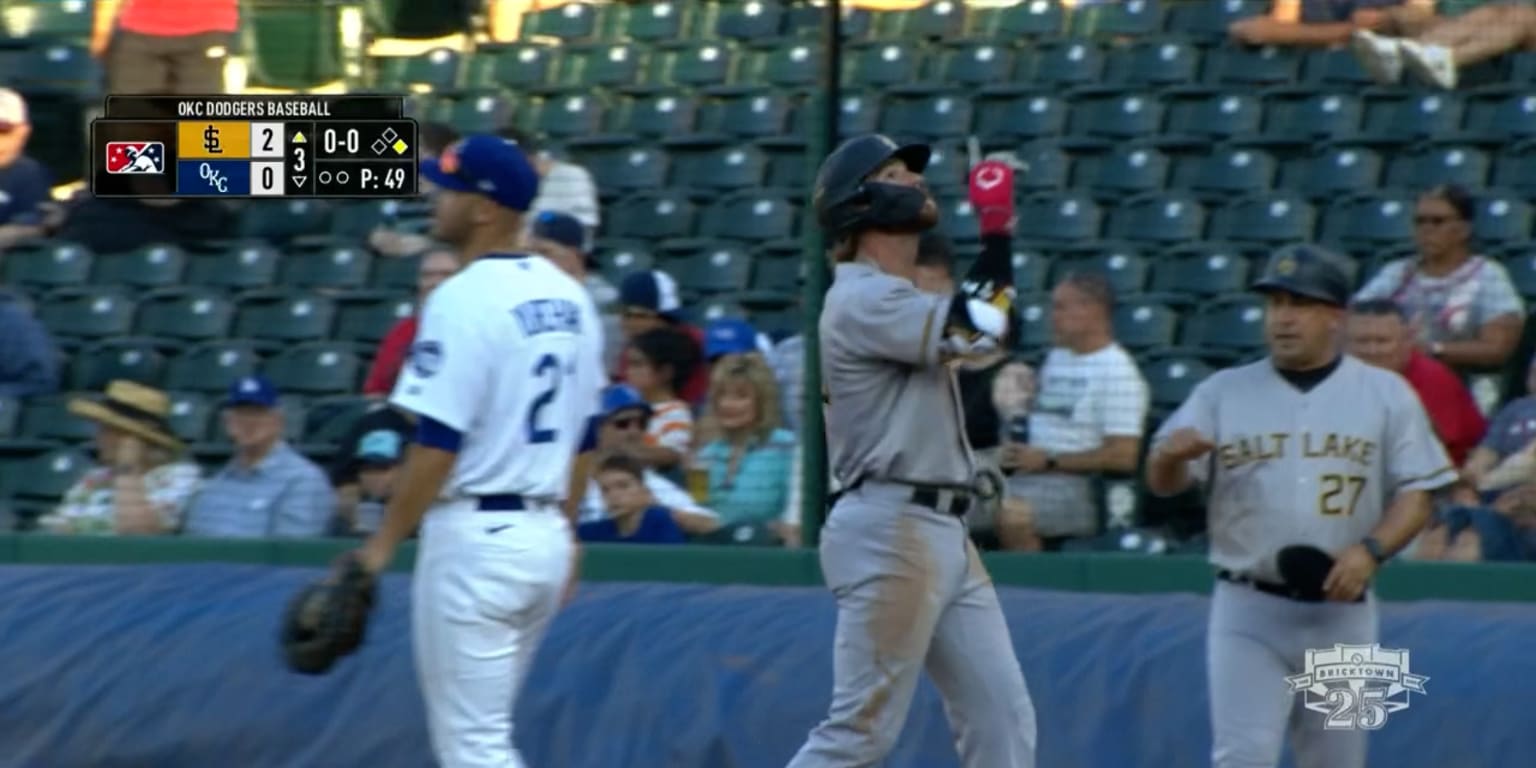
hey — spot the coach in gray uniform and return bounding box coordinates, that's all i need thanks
[785,134,1036,768]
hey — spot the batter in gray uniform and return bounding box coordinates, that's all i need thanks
[786,134,1036,767]
[1146,245,1457,768]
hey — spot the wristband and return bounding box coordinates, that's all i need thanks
[1361,536,1389,564]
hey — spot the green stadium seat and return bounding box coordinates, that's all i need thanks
[1157,92,1264,149]
[794,92,882,140]
[1,0,94,39]
[1108,192,1207,244]
[1493,146,1536,196]
[369,251,422,292]
[607,192,696,240]
[68,339,165,391]
[2,447,92,525]
[335,295,414,344]
[579,145,670,198]
[597,242,655,286]
[135,288,236,343]
[643,41,737,89]
[1011,249,1052,296]
[621,0,690,42]
[373,48,460,91]
[845,41,925,89]
[1351,92,1464,148]
[967,0,1063,38]
[1385,145,1491,189]
[165,391,216,444]
[38,287,135,342]
[762,144,810,191]
[280,245,374,290]
[745,39,821,92]
[523,1,599,41]
[672,145,768,196]
[693,297,748,325]
[926,41,1014,91]
[1015,141,1073,193]
[462,42,553,91]
[164,341,261,394]
[936,197,981,246]
[90,244,187,290]
[2,241,92,290]
[920,143,969,191]
[263,342,362,396]
[185,243,281,291]
[1084,146,1173,200]
[1055,249,1151,296]
[1459,93,1536,145]
[610,92,697,140]
[239,200,332,244]
[875,0,967,40]
[534,93,607,141]
[880,93,973,142]
[1140,353,1215,413]
[1174,147,1278,201]
[1012,295,1054,351]
[743,250,801,305]
[1150,246,1252,299]
[242,0,344,89]
[696,90,791,141]
[669,247,752,294]
[440,92,516,134]
[1064,94,1167,150]
[1321,193,1415,247]
[1212,193,1317,244]
[1181,295,1268,360]
[1303,48,1377,88]
[1113,300,1178,351]
[1019,192,1103,242]
[303,395,377,448]
[1104,39,1200,90]
[0,394,20,438]
[1245,92,1362,149]
[233,291,338,345]
[1203,46,1300,87]
[698,194,796,242]
[975,94,1069,145]
[1069,0,1165,39]
[716,2,784,42]
[558,42,645,90]
[1164,0,1266,43]
[1280,145,1384,201]
[1472,192,1534,248]
[1021,40,1106,92]
[18,396,94,443]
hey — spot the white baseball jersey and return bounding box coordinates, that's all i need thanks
[1153,355,1456,582]
[391,253,605,500]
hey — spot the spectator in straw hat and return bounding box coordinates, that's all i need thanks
[37,380,202,535]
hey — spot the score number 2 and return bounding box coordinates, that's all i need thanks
[1318,474,1365,516]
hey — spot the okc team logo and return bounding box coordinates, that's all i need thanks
[1286,644,1429,730]
[105,141,166,174]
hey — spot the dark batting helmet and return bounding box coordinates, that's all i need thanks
[1250,244,1352,307]
[813,134,931,239]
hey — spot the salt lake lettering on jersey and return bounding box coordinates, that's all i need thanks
[512,298,582,337]
[1217,432,1378,470]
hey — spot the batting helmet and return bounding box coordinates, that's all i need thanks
[1250,244,1352,307]
[813,134,931,239]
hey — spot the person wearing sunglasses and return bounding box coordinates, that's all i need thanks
[1354,184,1524,377]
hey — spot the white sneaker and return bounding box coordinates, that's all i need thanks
[1401,40,1458,89]
[1351,29,1404,84]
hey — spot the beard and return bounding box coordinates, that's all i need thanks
[865,186,939,235]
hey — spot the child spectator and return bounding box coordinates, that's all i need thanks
[625,328,700,472]
[578,454,688,544]
[617,270,709,403]
[694,355,797,528]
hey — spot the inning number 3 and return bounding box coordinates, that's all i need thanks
[1318,474,1365,516]
[526,353,563,445]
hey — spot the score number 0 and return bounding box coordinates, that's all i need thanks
[323,127,361,155]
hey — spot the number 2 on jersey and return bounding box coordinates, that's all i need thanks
[1318,473,1365,516]
[526,353,563,444]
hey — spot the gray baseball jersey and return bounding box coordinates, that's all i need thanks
[820,261,975,487]
[1154,355,1457,582]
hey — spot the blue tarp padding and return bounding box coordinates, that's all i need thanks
[1,564,1533,768]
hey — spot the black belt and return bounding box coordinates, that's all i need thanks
[476,494,535,511]
[846,478,973,518]
[1217,570,1364,604]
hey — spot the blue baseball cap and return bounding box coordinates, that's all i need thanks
[600,384,653,421]
[704,317,759,361]
[224,375,279,408]
[619,270,683,321]
[419,134,540,212]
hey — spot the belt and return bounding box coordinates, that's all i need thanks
[1217,570,1364,604]
[474,494,560,512]
[848,478,972,518]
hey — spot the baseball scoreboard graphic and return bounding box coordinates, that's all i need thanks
[91,95,418,199]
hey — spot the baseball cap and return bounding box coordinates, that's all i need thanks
[419,134,540,212]
[355,429,404,466]
[0,88,27,128]
[704,317,759,361]
[600,384,653,421]
[619,270,683,321]
[224,375,279,408]
[530,210,586,251]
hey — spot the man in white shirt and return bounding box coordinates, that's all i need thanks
[1000,272,1150,547]
[500,127,600,233]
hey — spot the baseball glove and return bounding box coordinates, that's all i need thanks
[280,551,377,675]
[1276,544,1336,602]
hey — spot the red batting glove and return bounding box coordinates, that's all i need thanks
[968,159,1016,236]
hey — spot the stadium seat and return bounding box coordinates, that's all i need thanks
[439,92,516,134]
[1303,48,1377,89]
[0,394,20,439]
[930,42,1016,91]
[1182,295,1268,359]
[693,297,748,325]
[797,92,881,140]
[241,0,345,89]
[921,144,969,191]
[461,43,555,91]
[1140,353,1215,413]
[534,93,607,140]
[597,242,655,286]
[7,42,99,91]
[607,192,696,240]
[1108,193,1208,245]
[523,2,600,41]
[784,4,872,40]
[2,241,92,290]
[672,145,768,196]
[233,291,338,345]
[643,41,737,89]
[90,244,187,290]
[134,288,236,343]
[1,0,94,39]
[1104,39,1201,90]
[715,2,785,42]
[334,295,414,345]
[881,94,974,141]
[164,391,216,444]
[1211,193,1317,244]
[1084,146,1173,200]
[1459,93,1536,145]
[1012,295,1054,351]
[238,200,331,244]
[303,395,377,448]
[1149,246,1253,300]
[559,42,645,90]
[17,396,94,443]
[743,251,801,305]
[1280,145,1385,201]
[1385,145,1491,189]
[279,245,374,291]
[1055,249,1151,296]
[1352,92,1464,147]
[936,198,981,246]
[845,41,925,89]
[1064,94,1167,149]
[669,247,753,294]
[1015,141,1073,193]
[184,243,281,292]
[698,194,797,243]
[620,0,691,42]
[1321,193,1416,247]
[37,287,135,342]
[68,339,166,391]
[1157,92,1264,149]
[163,342,261,394]
[974,93,1069,144]
[1472,192,1535,248]
[263,343,362,396]
[373,48,460,91]
[967,0,1064,38]
[1163,0,1267,43]
[1018,193,1104,242]
[1020,40,1107,92]
[1,447,92,524]
[748,39,822,92]
[1493,146,1536,196]
[609,92,699,141]
[1070,0,1165,38]
[1203,45,1300,87]
[874,0,967,40]
[579,145,670,197]
[763,144,810,190]
[1501,251,1536,300]
[1112,300,1179,352]
[696,90,792,141]
[1246,92,1362,148]
[1173,147,1278,201]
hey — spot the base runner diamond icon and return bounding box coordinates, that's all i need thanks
[371,138,389,156]
[1285,644,1428,731]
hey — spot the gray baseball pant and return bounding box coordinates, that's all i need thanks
[786,481,1037,768]
[1209,580,1378,768]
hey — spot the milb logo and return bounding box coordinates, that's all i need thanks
[105,141,166,174]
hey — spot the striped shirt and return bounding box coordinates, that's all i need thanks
[181,442,336,538]
[531,161,600,231]
[647,400,694,454]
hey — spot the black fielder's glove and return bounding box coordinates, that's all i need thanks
[280,551,378,675]
[1276,544,1336,602]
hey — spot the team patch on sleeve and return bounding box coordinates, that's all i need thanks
[410,340,444,378]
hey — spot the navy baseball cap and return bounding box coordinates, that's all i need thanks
[530,210,586,251]
[600,384,653,421]
[704,317,759,361]
[355,429,404,465]
[224,375,279,408]
[419,134,540,212]
[619,270,683,321]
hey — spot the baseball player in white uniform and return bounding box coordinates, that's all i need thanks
[357,135,605,768]
[1145,245,1457,768]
